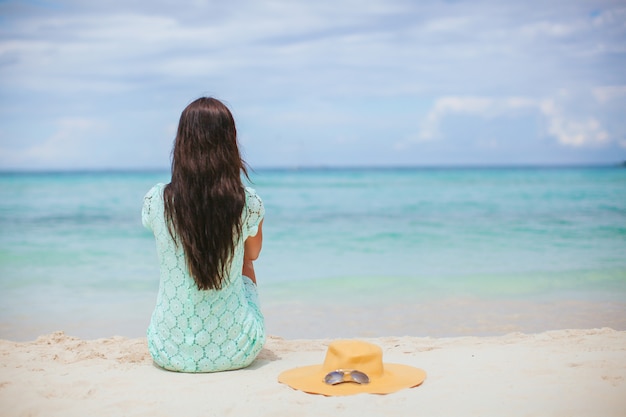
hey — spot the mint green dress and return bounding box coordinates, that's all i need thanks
[142,183,265,372]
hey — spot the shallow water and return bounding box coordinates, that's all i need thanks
[1,167,625,340]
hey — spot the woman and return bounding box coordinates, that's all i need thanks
[142,97,265,372]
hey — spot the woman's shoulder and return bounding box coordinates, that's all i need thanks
[145,183,166,199]
[244,186,259,197]
[244,186,263,206]
[243,186,264,226]
[142,183,166,212]
[142,183,166,229]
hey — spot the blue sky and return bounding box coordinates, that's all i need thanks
[1,0,625,170]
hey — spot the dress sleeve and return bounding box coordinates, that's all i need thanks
[244,187,265,238]
[142,184,163,231]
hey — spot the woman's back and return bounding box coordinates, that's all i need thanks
[143,183,265,372]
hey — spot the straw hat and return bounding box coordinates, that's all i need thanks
[278,340,426,396]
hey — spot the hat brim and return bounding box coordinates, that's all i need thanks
[278,363,426,396]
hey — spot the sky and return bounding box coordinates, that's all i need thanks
[0,0,625,170]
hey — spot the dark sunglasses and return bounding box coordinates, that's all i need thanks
[323,369,370,385]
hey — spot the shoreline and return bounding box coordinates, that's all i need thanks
[2,294,625,342]
[1,328,625,416]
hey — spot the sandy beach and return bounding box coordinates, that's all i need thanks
[1,328,625,416]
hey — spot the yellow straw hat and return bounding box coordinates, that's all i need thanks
[278,340,426,396]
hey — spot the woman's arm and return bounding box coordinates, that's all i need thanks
[243,219,263,284]
[244,219,263,261]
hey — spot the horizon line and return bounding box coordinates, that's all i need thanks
[0,161,625,174]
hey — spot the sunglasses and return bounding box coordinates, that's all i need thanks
[324,369,370,385]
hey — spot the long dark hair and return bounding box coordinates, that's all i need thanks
[163,97,248,290]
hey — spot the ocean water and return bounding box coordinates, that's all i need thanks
[1,167,625,340]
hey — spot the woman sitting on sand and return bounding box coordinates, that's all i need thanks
[142,97,265,372]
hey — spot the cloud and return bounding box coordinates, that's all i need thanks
[592,85,626,103]
[402,90,615,149]
[539,99,609,147]
[1,0,625,168]
[415,96,536,142]
[0,118,109,169]
[2,0,623,99]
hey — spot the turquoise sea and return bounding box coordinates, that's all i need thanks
[1,167,625,341]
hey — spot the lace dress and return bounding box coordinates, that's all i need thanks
[142,183,265,372]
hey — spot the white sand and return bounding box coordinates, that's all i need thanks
[1,329,625,417]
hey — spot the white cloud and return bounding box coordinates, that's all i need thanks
[412,96,537,142]
[539,99,609,147]
[592,85,626,103]
[520,21,579,38]
[0,118,109,169]
[2,0,622,98]
[405,92,613,149]
[1,0,625,168]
